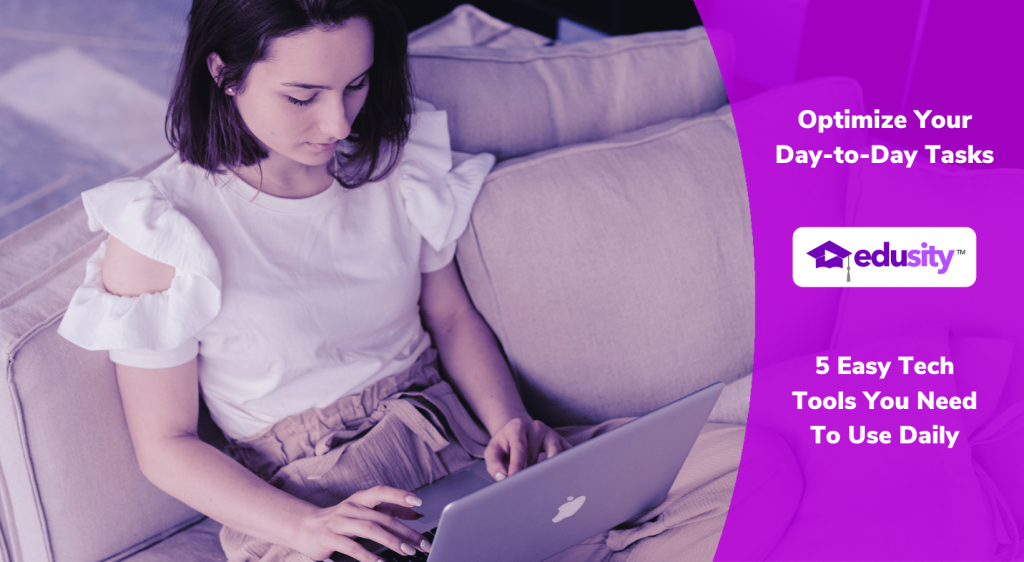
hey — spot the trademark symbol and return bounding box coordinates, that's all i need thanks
[957,249,967,255]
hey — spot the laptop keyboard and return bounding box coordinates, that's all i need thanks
[377,529,436,562]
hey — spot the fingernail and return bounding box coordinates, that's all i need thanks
[401,543,416,555]
[495,471,506,481]
[420,539,432,552]
[405,495,422,507]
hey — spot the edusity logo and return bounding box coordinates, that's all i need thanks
[807,240,957,279]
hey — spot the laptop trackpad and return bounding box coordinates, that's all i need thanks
[406,460,492,532]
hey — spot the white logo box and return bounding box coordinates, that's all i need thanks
[792,227,977,287]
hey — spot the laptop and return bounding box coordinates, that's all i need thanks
[366,382,724,562]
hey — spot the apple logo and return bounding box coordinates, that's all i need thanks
[552,496,586,523]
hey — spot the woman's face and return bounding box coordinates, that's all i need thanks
[217,19,374,171]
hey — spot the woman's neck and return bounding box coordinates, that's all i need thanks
[232,154,335,199]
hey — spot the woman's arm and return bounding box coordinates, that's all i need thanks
[117,359,315,547]
[420,261,571,480]
[106,236,428,562]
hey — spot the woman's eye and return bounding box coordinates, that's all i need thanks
[346,78,368,92]
[287,95,315,106]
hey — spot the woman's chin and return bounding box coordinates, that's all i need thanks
[276,146,337,169]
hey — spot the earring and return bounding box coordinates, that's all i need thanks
[225,87,235,95]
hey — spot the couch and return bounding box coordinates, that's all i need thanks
[0,7,753,561]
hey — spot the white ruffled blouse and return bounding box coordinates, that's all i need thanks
[57,107,496,440]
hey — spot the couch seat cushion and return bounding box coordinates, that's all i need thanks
[123,518,223,562]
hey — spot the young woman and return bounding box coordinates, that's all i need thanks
[57,1,586,560]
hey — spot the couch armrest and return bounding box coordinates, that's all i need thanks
[0,155,215,562]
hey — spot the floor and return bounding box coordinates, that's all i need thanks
[0,0,188,240]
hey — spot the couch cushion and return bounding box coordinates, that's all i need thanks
[407,4,550,50]
[456,105,752,426]
[410,26,728,161]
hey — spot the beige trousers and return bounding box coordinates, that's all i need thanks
[219,349,743,562]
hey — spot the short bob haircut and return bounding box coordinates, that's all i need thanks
[166,0,412,188]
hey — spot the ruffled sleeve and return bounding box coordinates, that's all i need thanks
[57,177,222,368]
[399,107,496,272]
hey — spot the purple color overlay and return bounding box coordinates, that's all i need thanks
[695,0,1024,559]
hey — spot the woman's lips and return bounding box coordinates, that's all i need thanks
[306,140,339,152]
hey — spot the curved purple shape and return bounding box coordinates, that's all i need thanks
[696,1,1024,559]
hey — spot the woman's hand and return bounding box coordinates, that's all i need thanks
[484,418,572,481]
[294,485,431,562]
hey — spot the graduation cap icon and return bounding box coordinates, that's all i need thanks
[807,241,852,269]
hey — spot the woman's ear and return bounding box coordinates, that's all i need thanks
[207,52,228,90]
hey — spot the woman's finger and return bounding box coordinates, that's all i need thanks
[484,439,509,480]
[506,421,528,477]
[543,429,564,460]
[349,485,423,510]
[527,420,548,465]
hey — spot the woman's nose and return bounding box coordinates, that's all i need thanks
[320,100,351,140]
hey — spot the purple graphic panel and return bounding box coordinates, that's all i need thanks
[695,0,1024,559]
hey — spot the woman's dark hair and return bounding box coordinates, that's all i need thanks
[166,0,411,188]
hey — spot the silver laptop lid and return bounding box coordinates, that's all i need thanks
[425,382,724,562]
